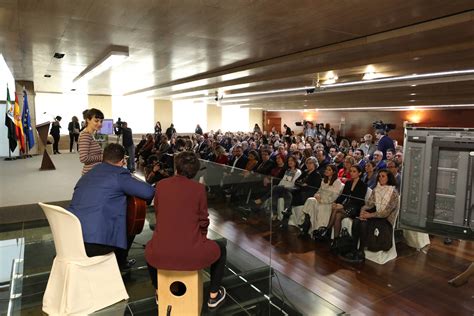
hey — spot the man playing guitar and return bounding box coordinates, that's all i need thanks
[69,143,155,272]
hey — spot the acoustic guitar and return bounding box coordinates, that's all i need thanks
[127,196,147,235]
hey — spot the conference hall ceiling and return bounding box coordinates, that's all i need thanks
[1,0,473,110]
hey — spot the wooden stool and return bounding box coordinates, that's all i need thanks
[157,270,203,315]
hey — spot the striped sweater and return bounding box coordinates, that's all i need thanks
[78,131,103,175]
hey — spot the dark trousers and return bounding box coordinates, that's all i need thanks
[84,235,135,267]
[271,186,293,213]
[69,133,79,152]
[52,135,60,153]
[147,239,227,293]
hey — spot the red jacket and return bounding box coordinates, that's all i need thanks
[145,175,220,270]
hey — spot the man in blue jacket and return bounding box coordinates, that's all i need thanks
[69,143,155,272]
[375,129,395,160]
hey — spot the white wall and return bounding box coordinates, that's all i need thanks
[35,92,88,134]
[222,106,249,132]
[172,100,207,133]
[112,95,154,134]
[0,54,20,157]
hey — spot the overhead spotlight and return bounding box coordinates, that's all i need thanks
[323,71,338,85]
[363,65,383,80]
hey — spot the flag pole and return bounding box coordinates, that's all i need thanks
[4,83,17,161]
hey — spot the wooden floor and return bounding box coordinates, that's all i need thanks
[207,200,474,316]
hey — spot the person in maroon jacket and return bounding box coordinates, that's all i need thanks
[145,151,227,309]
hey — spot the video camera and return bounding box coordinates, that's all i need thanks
[372,120,396,133]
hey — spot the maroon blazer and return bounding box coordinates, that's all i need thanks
[145,175,220,270]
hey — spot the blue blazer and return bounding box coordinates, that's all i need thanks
[377,135,395,160]
[69,163,155,249]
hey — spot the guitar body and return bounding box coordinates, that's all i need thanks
[127,196,147,235]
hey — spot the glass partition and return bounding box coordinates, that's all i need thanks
[1,158,343,315]
[195,159,275,314]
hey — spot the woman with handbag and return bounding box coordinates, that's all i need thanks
[341,169,399,263]
[318,165,367,247]
[299,164,342,237]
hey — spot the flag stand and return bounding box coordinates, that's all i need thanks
[4,150,17,161]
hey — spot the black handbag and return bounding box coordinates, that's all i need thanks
[366,219,393,252]
[331,227,354,255]
[342,196,359,218]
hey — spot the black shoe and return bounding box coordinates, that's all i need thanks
[299,213,311,236]
[320,227,331,240]
[279,217,289,230]
[208,286,226,308]
[119,258,137,272]
[340,250,365,263]
[329,237,339,253]
[281,208,292,218]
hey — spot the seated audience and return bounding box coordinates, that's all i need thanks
[338,156,355,184]
[292,157,322,207]
[387,160,401,192]
[245,150,260,171]
[359,134,377,157]
[299,165,343,236]
[319,165,367,249]
[372,150,387,170]
[362,160,378,189]
[255,149,275,175]
[341,169,399,263]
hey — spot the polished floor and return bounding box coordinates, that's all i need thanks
[207,198,474,316]
[0,206,341,315]
[0,153,82,208]
[1,154,473,315]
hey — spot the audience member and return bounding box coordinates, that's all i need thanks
[341,169,399,263]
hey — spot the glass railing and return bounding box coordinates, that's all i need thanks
[0,157,345,315]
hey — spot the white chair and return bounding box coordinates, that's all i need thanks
[38,203,129,315]
[403,230,430,250]
[364,196,401,264]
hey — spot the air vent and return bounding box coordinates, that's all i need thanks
[53,52,65,59]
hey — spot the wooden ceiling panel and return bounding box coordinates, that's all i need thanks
[1,0,473,107]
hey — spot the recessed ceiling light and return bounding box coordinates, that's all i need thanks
[303,104,307,107]
[409,100,416,102]
[54,52,65,59]
[410,93,417,96]
[44,74,51,78]
[323,71,338,85]
[411,84,417,87]
[413,57,421,61]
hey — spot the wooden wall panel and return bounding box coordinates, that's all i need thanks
[264,109,474,145]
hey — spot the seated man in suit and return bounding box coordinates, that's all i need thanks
[69,143,155,272]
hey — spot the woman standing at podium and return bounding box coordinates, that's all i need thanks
[50,116,62,154]
[78,108,104,175]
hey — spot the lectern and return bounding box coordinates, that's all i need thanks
[36,122,55,170]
